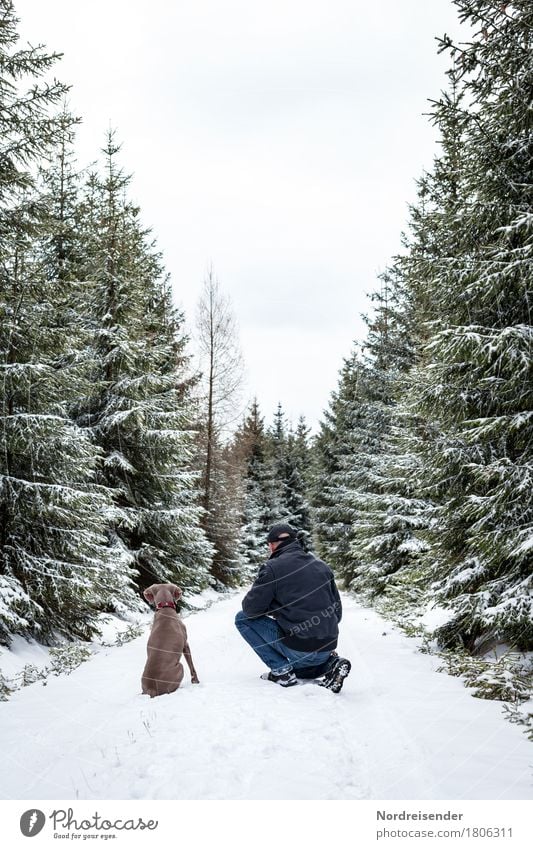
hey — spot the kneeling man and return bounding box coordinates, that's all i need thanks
[235,524,351,692]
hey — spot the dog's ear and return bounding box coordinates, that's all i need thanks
[172,585,183,601]
[143,586,155,604]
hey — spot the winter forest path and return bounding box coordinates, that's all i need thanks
[0,595,531,800]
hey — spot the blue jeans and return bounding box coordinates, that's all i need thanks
[235,610,332,675]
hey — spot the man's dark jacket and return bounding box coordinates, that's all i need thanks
[241,539,342,652]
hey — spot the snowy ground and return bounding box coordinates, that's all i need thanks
[0,593,531,800]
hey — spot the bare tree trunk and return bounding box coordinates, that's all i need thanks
[203,274,216,515]
[196,266,244,579]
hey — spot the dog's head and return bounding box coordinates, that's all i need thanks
[143,583,183,606]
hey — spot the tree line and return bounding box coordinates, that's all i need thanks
[0,0,316,644]
[312,0,532,655]
[1,0,531,668]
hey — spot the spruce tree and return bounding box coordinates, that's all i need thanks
[233,400,279,569]
[345,268,432,602]
[0,3,123,643]
[204,439,247,587]
[312,352,369,575]
[410,2,533,650]
[266,407,314,543]
[294,416,313,487]
[283,425,314,544]
[77,134,213,597]
[265,402,292,520]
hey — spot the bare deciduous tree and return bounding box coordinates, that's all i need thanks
[196,266,243,510]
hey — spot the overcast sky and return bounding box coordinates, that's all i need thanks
[16,0,463,431]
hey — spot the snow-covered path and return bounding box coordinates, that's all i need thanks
[0,594,531,800]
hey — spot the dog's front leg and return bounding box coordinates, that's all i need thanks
[183,641,200,683]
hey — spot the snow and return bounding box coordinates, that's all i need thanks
[183,587,222,610]
[419,605,455,632]
[0,634,52,680]
[0,594,531,800]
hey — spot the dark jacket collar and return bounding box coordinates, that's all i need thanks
[269,538,302,559]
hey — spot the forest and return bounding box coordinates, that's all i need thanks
[0,0,531,720]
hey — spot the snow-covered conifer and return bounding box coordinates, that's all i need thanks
[0,4,127,643]
[312,353,369,575]
[408,3,533,650]
[77,134,213,596]
[232,400,281,569]
[345,267,432,599]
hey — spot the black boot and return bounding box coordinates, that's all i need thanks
[260,669,298,687]
[318,656,351,693]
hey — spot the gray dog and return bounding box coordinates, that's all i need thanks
[141,583,200,698]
